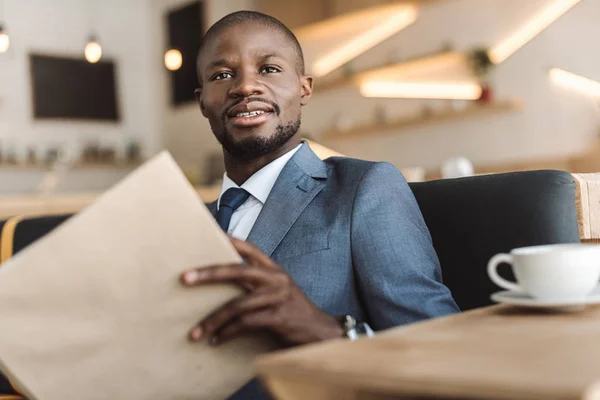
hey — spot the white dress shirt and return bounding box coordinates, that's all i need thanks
[217,144,302,240]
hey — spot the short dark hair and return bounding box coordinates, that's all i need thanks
[196,10,305,83]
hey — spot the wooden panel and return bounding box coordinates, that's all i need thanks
[258,0,328,29]
[260,0,441,29]
[573,173,600,240]
[330,0,440,16]
[573,173,591,240]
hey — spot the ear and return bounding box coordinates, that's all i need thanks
[194,88,208,117]
[300,75,313,106]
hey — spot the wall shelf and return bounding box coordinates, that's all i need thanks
[322,99,524,140]
[313,51,468,95]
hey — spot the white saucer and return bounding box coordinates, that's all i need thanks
[491,286,600,311]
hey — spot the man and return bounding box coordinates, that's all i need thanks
[182,10,459,399]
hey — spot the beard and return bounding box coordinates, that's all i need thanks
[216,115,301,162]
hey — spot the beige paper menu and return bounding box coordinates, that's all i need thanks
[0,152,276,400]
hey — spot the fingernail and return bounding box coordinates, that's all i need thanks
[183,271,199,285]
[190,326,203,341]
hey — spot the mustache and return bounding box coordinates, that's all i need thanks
[221,97,281,122]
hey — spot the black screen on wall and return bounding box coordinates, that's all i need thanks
[168,1,204,105]
[30,54,120,121]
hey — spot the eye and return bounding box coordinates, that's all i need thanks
[260,66,281,74]
[212,71,233,81]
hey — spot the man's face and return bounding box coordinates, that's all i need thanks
[196,23,313,161]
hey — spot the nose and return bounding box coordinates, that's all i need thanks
[228,70,263,98]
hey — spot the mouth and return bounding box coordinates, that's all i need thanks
[226,101,276,128]
[229,110,273,127]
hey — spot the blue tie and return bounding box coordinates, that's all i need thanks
[217,188,250,232]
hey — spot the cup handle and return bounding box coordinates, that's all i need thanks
[487,253,523,292]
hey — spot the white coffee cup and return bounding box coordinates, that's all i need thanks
[487,243,600,300]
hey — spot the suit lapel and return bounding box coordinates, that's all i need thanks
[206,201,217,218]
[246,143,328,257]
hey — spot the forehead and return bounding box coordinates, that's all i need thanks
[200,23,297,69]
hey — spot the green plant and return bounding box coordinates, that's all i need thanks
[469,47,494,78]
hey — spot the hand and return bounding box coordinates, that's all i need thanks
[181,237,343,346]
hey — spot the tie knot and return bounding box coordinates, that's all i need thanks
[219,188,250,212]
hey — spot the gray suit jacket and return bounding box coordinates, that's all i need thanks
[216,143,459,399]
[208,142,458,330]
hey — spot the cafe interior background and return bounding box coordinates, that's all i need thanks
[0,0,598,215]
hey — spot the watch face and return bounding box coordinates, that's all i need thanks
[341,315,374,340]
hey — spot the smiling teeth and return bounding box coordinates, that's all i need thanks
[236,111,266,117]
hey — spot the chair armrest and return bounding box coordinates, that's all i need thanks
[572,173,600,243]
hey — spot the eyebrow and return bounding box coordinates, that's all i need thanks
[258,54,280,62]
[205,59,231,72]
[205,53,284,71]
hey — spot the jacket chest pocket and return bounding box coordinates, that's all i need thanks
[273,231,330,262]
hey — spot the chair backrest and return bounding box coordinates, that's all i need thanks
[409,170,580,310]
[0,215,72,264]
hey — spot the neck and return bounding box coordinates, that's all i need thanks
[224,138,301,185]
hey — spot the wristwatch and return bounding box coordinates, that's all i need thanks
[340,315,375,341]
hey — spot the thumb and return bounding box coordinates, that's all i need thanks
[229,237,279,269]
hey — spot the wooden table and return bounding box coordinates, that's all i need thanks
[255,305,600,400]
[0,186,221,220]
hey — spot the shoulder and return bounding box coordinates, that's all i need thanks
[324,157,406,186]
[323,158,416,214]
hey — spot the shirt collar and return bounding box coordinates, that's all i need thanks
[217,143,303,209]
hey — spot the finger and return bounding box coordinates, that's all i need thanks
[180,263,272,286]
[230,238,279,269]
[212,309,276,345]
[190,290,283,341]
